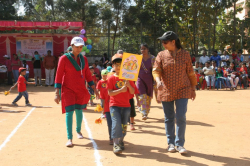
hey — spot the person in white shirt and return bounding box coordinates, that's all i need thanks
[199,51,210,65]
[203,61,215,90]
[22,60,29,82]
[220,51,230,67]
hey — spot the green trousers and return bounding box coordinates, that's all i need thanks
[66,109,83,139]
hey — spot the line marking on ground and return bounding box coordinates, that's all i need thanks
[82,112,102,166]
[0,107,36,151]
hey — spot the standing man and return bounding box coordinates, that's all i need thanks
[32,51,42,86]
[220,51,230,67]
[210,50,221,67]
[199,51,210,65]
[43,50,56,87]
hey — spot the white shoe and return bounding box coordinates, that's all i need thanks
[142,116,147,120]
[66,140,73,147]
[176,146,187,154]
[77,132,84,139]
[167,144,176,152]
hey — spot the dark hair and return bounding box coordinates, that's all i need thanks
[34,51,38,54]
[95,60,99,62]
[140,43,149,49]
[243,63,246,66]
[104,53,108,57]
[13,54,18,60]
[47,50,51,53]
[22,60,26,66]
[112,59,122,64]
[174,38,183,49]
[214,50,218,53]
[107,62,112,66]
[205,61,210,64]
[61,52,64,54]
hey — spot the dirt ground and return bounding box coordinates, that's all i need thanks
[0,84,250,166]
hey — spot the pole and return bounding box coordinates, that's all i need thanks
[208,18,211,56]
[108,22,110,59]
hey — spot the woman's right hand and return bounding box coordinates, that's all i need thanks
[156,81,163,90]
[54,95,60,104]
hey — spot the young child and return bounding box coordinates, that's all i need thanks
[96,69,113,145]
[194,69,201,90]
[11,67,35,106]
[107,54,136,154]
[215,66,226,89]
[88,66,97,106]
[129,84,140,130]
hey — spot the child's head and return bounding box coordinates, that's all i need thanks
[89,66,94,74]
[243,63,246,68]
[230,62,234,68]
[205,61,210,68]
[199,63,203,68]
[22,60,26,65]
[111,54,123,75]
[19,67,26,76]
[92,63,97,68]
[195,61,199,68]
[218,66,222,72]
[101,69,109,80]
[194,69,198,74]
[212,60,216,67]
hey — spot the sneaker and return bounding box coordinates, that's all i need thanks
[109,140,113,145]
[119,141,125,150]
[176,146,187,154]
[113,144,122,154]
[167,144,176,153]
[12,102,18,106]
[66,140,73,147]
[25,103,32,106]
[142,116,147,120]
[77,132,84,139]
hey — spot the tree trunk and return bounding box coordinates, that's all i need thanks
[112,6,120,55]
[233,1,236,50]
[193,2,197,55]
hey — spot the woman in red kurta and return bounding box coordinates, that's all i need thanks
[54,37,99,147]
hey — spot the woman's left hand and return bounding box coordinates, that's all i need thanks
[191,90,196,101]
[95,92,100,100]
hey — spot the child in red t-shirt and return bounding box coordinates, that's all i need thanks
[107,54,136,154]
[194,69,201,90]
[11,67,35,106]
[96,69,113,145]
[88,66,97,106]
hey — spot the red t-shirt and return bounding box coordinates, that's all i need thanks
[195,73,201,83]
[240,67,248,74]
[107,75,136,107]
[96,79,108,99]
[129,85,139,99]
[232,54,237,60]
[103,95,110,113]
[18,75,26,92]
[5,59,12,72]
[94,68,100,76]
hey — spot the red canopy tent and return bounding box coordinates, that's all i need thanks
[0,21,83,79]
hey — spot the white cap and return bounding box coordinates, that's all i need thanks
[3,55,9,58]
[71,37,85,46]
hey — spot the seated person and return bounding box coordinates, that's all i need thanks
[227,62,239,90]
[215,67,226,89]
[203,61,215,90]
[239,63,248,89]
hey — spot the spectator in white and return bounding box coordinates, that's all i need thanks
[199,51,210,65]
[203,61,215,90]
[43,50,56,87]
[220,51,229,67]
